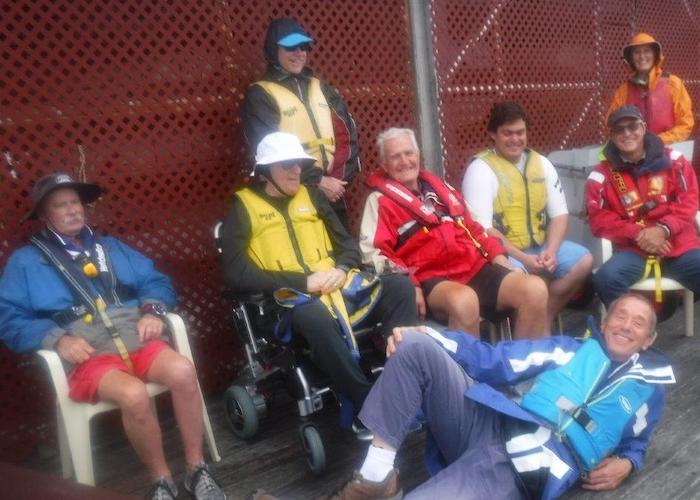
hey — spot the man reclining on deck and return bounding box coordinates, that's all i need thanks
[0,173,225,500]
[323,293,673,499]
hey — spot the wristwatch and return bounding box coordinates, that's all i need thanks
[141,302,167,318]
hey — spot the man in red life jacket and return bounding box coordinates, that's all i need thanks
[586,105,700,307]
[359,127,549,339]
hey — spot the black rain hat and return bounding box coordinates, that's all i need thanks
[23,173,102,221]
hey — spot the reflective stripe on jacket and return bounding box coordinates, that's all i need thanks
[425,318,673,500]
[360,169,504,286]
[586,147,700,257]
[520,338,655,471]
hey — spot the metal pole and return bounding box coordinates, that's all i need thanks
[407,0,443,176]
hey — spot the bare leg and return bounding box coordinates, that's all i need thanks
[546,253,593,325]
[147,348,204,470]
[496,272,550,339]
[426,281,480,336]
[97,369,170,480]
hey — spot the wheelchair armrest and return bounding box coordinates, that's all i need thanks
[37,349,71,400]
[222,289,268,305]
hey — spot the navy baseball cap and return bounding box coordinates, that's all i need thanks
[608,105,643,128]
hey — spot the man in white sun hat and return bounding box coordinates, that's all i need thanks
[220,132,417,413]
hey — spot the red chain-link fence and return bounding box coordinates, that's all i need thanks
[0,0,416,461]
[432,0,700,185]
[1,0,697,463]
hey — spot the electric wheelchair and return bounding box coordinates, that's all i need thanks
[213,222,384,475]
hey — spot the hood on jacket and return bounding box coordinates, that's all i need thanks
[263,17,314,67]
[602,131,671,176]
[622,32,665,72]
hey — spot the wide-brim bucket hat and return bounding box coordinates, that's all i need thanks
[23,173,102,221]
[252,132,315,175]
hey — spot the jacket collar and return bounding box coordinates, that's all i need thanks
[582,316,675,383]
[602,132,670,176]
[264,64,314,84]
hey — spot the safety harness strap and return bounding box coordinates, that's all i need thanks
[641,255,663,304]
[31,233,134,371]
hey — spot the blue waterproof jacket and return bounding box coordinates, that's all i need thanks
[425,319,674,499]
[0,236,176,353]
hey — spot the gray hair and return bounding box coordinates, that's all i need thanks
[376,128,419,164]
[607,293,658,339]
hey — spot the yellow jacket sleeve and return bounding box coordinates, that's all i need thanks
[658,75,694,144]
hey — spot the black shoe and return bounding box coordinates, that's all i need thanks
[351,418,374,442]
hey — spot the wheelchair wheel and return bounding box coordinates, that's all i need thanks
[223,385,259,440]
[299,424,326,475]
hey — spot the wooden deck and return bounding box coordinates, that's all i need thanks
[18,303,700,499]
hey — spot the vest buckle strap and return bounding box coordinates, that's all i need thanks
[571,407,597,433]
[52,305,90,327]
[304,137,335,148]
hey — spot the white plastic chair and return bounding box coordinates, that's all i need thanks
[599,213,700,337]
[37,312,221,486]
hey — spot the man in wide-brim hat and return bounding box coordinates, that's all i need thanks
[0,173,226,500]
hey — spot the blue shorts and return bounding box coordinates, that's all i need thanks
[508,240,590,279]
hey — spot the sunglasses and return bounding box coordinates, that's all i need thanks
[281,43,311,52]
[611,120,643,135]
[277,160,301,170]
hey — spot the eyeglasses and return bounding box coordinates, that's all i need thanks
[611,120,643,135]
[281,43,311,53]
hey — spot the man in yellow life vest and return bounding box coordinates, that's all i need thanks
[242,17,359,229]
[220,132,416,413]
[463,101,593,327]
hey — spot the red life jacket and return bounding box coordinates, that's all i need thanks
[367,169,491,258]
[366,169,466,225]
[627,75,675,136]
[604,164,672,222]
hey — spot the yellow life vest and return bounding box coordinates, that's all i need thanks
[236,186,335,273]
[477,149,547,250]
[254,78,336,172]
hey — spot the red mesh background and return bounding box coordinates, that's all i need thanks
[432,0,700,185]
[636,0,700,169]
[2,0,698,464]
[0,0,416,461]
